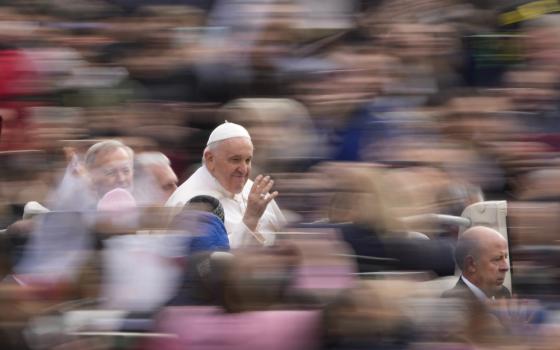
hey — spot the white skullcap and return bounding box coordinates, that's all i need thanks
[207,121,251,145]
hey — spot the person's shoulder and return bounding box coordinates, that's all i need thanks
[441,279,472,299]
[166,167,212,205]
[441,286,462,299]
[442,289,464,299]
[165,183,189,207]
[184,166,208,183]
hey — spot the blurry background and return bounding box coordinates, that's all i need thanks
[0,0,560,349]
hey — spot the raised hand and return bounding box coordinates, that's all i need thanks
[243,174,279,234]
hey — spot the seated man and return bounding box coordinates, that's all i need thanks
[14,140,136,278]
[442,226,546,339]
[42,140,134,212]
[443,226,510,301]
[166,122,286,248]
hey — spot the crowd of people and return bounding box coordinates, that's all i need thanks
[0,0,560,349]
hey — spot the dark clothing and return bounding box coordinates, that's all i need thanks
[344,227,455,276]
[442,278,511,301]
[330,103,400,162]
[382,237,455,277]
[440,278,549,334]
[339,224,386,263]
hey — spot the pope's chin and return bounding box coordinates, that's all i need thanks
[228,176,247,194]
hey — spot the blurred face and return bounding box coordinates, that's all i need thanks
[505,70,560,111]
[471,233,510,295]
[205,138,253,194]
[149,163,178,202]
[90,147,133,197]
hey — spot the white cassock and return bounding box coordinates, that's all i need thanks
[165,165,286,248]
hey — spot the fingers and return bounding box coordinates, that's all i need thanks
[252,175,277,201]
[261,178,274,195]
[254,174,264,185]
[251,175,263,193]
[265,191,278,203]
[255,175,271,192]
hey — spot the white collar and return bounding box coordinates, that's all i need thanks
[461,275,489,302]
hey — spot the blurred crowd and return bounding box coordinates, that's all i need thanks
[1,0,560,349]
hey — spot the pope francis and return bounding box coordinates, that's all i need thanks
[166,122,286,247]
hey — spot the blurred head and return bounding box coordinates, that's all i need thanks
[325,164,397,232]
[455,226,509,296]
[204,137,254,195]
[85,140,134,198]
[136,152,178,203]
[503,69,560,112]
[522,14,560,66]
[185,195,225,222]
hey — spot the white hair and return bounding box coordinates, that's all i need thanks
[136,151,171,168]
[202,139,222,164]
[84,140,134,170]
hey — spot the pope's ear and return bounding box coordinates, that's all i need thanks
[204,149,214,168]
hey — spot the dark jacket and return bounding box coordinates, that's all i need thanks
[442,277,511,301]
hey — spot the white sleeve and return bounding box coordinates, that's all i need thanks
[226,220,262,248]
[225,200,285,248]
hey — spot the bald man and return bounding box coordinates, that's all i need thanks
[443,226,511,301]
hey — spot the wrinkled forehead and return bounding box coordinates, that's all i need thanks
[93,148,133,166]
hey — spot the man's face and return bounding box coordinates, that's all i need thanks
[473,234,510,295]
[205,137,253,194]
[149,163,178,202]
[90,147,134,197]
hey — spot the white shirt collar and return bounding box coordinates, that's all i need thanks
[461,275,489,302]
